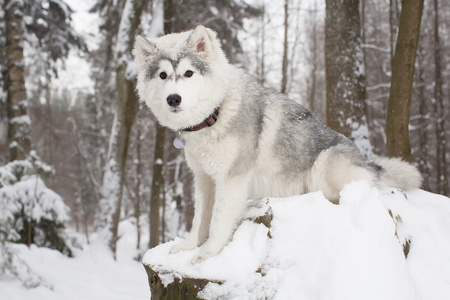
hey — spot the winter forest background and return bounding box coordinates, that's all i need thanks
[1,0,449,296]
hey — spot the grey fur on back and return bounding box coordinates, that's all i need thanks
[222,70,421,195]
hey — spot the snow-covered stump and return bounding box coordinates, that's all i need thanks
[142,182,450,300]
[142,199,272,300]
[143,265,219,300]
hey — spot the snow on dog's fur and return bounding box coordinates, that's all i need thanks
[133,25,422,263]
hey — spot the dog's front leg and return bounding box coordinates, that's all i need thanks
[192,174,249,264]
[170,171,214,254]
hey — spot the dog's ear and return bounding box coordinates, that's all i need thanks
[187,25,217,57]
[133,35,159,65]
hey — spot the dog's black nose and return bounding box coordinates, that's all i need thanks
[167,94,182,107]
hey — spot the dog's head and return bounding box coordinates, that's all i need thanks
[133,25,229,131]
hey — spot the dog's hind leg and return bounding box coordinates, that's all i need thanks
[309,148,374,203]
[170,170,215,254]
[191,173,250,264]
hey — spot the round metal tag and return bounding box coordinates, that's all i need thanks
[173,137,185,149]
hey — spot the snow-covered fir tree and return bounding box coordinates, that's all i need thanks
[1,0,86,280]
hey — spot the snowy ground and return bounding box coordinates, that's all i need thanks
[144,181,450,300]
[0,221,150,300]
[2,181,450,299]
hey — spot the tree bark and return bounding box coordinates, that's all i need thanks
[416,50,430,191]
[385,0,424,161]
[325,0,368,147]
[134,115,143,249]
[149,123,166,248]
[5,0,31,161]
[259,3,266,85]
[148,0,173,249]
[432,0,448,196]
[389,0,400,69]
[280,0,289,94]
[110,63,139,256]
[307,4,318,113]
[108,0,148,258]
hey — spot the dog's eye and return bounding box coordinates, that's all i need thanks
[159,72,167,80]
[184,70,193,78]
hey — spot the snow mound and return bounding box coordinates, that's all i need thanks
[143,181,450,300]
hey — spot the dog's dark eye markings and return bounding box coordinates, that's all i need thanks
[184,70,194,78]
[159,72,167,80]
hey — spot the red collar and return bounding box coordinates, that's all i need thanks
[182,108,220,132]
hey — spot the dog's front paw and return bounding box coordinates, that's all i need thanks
[170,239,198,254]
[191,242,222,264]
[191,250,215,264]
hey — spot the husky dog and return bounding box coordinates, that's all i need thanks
[133,25,422,263]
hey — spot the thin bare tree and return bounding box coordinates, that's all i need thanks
[386,0,424,161]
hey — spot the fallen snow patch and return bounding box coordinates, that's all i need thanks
[0,221,150,300]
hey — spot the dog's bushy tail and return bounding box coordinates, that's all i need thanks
[371,157,422,191]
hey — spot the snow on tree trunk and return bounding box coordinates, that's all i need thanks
[385,0,424,162]
[4,0,31,161]
[96,0,148,258]
[148,0,168,249]
[325,0,371,158]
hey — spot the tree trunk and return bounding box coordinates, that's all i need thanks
[148,0,173,249]
[5,0,31,161]
[325,0,369,154]
[110,64,139,257]
[107,0,148,258]
[43,79,54,171]
[432,0,448,196]
[416,50,430,192]
[307,4,318,113]
[144,266,219,300]
[78,156,92,244]
[385,0,424,161]
[163,0,173,34]
[389,0,400,69]
[259,3,266,85]
[144,199,273,299]
[149,124,166,248]
[280,0,289,94]
[134,114,143,249]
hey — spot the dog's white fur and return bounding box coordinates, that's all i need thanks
[134,25,422,263]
